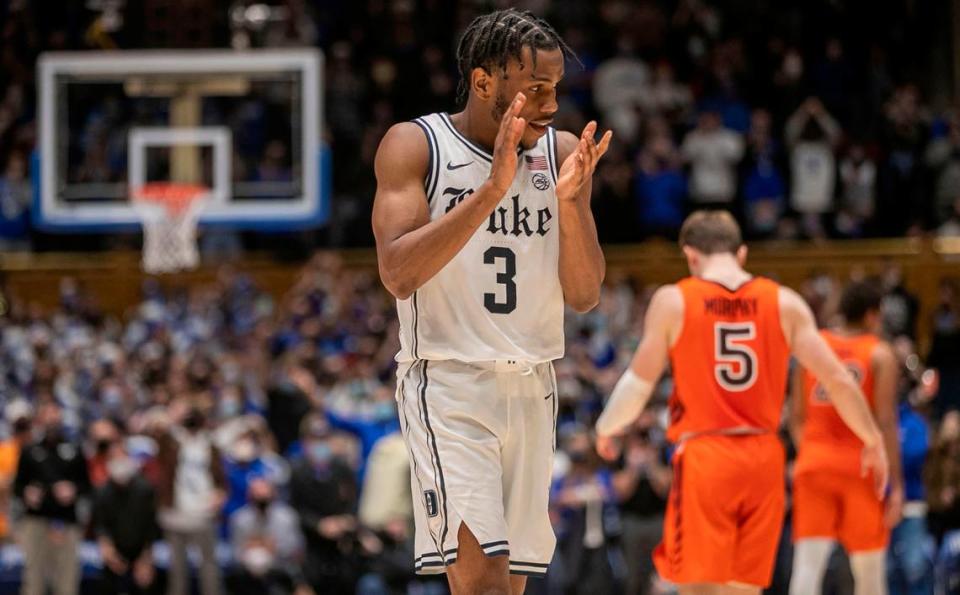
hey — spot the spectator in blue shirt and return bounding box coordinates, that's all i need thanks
[887,399,934,595]
[222,426,289,530]
[741,109,787,239]
[635,131,687,239]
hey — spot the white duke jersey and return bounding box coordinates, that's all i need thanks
[395,112,565,364]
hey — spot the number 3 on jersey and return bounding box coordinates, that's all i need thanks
[714,322,758,391]
[484,247,517,314]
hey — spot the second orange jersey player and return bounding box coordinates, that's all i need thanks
[788,280,903,595]
[594,211,889,595]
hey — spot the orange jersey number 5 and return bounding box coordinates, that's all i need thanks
[714,322,759,391]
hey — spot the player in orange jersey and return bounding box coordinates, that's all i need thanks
[788,279,903,595]
[594,210,888,595]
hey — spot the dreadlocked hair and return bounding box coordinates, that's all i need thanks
[455,8,578,104]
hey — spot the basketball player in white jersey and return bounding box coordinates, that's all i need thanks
[372,8,611,595]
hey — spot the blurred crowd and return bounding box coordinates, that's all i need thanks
[0,1,958,593]
[0,254,957,594]
[0,0,958,248]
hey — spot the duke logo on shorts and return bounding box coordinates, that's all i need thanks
[424,490,439,517]
[394,112,563,577]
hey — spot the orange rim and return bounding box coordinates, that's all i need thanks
[133,182,208,215]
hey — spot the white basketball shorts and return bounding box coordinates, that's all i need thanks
[395,358,558,578]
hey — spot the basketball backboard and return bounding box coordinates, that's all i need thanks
[35,49,327,231]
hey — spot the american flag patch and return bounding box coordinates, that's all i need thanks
[525,155,548,170]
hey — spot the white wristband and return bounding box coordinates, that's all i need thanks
[595,369,654,437]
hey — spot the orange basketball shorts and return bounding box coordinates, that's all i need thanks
[792,469,888,552]
[653,433,786,587]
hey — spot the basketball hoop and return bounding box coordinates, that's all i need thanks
[132,182,208,274]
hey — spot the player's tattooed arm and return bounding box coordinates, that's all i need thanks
[372,94,527,299]
[554,124,612,312]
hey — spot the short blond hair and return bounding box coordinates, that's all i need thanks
[678,210,743,255]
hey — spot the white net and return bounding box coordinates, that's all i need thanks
[132,184,208,274]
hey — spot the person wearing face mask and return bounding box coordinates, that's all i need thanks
[324,389,400,482]
[357,428,418,595]
[266,364,317,456]
[611,414,671,595]
[217,390,245,421]
[289,415,362,594]
[87,418,121,488]
[0,400,33,542]
[227,478,312,595]
[14,402,91,595]
[223,433,270,524]
[217,416,290,529]
[550,427,623,595]
[93,442,161,595]
[155,400,226,595]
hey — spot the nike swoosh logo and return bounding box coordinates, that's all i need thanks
[446,161,473,170]
[544,392,554,400]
